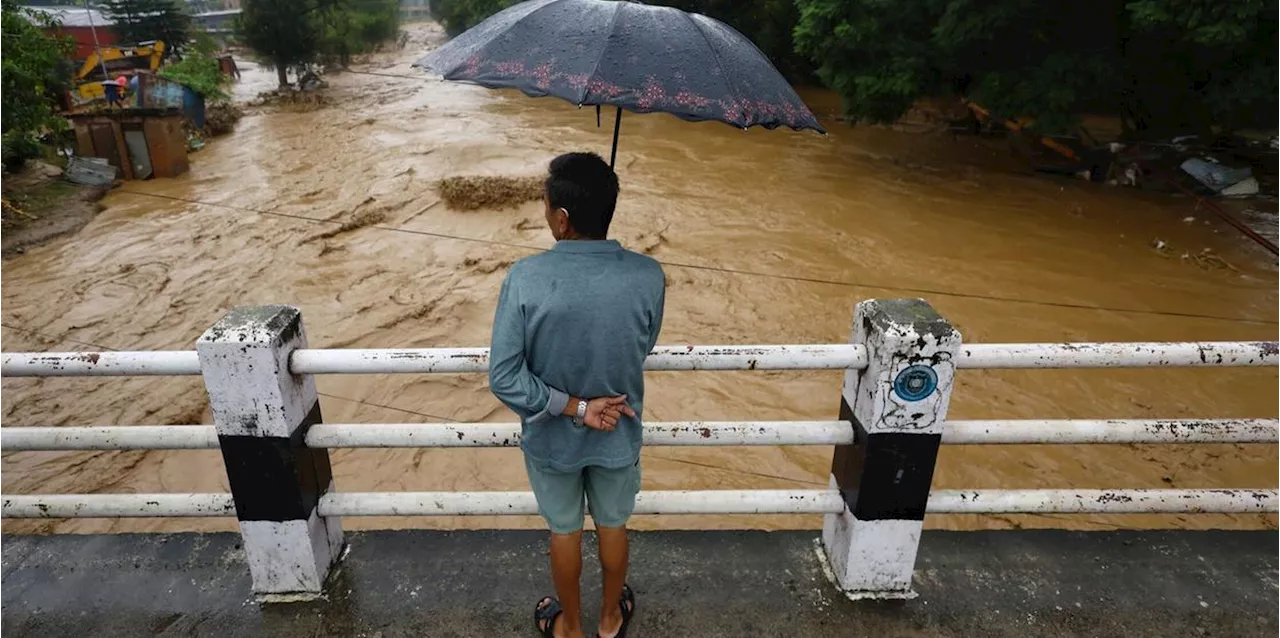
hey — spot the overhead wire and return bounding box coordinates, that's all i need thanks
[36,57,1266,321]
[115,188,1279,325]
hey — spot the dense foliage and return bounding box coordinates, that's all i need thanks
[237,0,322,86]
[795,0,1278,135]
[428,0,1277,136]
[160,52,230,100]
[318,0,401,67]
[429,0,514,35]
[238,0,401,85]
[103,0,192,56]
[2,0,73,171]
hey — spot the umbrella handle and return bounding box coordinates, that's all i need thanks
[610,107,622,169]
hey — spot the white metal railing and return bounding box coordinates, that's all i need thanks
[4,418,1277,451]
[1,302,1276,601]
[5,488,1274,518]
[0,421,855,449]
[2,339,1275,521]
[940,418,1280,444]
[4,341,1275,377]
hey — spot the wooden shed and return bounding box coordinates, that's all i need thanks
[68,110,189,180]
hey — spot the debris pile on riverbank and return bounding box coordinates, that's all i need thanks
[2,163,109,257]
[204,103,244,135]
[438,175,542,210]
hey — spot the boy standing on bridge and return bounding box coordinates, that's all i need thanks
[489,152,665,638]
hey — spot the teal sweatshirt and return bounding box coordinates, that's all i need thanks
[488,239,665,471]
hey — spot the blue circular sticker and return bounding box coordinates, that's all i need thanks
[893,365,938,401]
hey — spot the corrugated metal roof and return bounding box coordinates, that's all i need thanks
[24,5,115,27]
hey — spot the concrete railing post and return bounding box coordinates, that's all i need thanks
[822,298,961,599]
[197,306,343,601]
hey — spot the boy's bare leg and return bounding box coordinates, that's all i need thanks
[549,530,586,638]
[596,525,629,638]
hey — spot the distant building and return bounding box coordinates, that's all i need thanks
[24,5,119,60]
[190,8,240,34]
[182,0,238,13]
[400,0,428,20]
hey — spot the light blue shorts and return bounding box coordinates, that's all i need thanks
[524,456,642,534]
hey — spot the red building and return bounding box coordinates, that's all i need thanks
[26,6,119,60]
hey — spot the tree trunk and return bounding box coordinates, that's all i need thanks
[275,59,289,88]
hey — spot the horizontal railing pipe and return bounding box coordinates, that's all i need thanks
[0,421,855,451]
[0,351,201,377]
[927,489,1279,513]
[4,342,1275,378]
[289,344,869,374]
[306,420,855,448]
[6,418,1277,451]
[317,490,846,516]
[5,489,1275,518]
[956,342,1278,369]
[0,491,845,518]
[1,493,235,518]
[943,419,1280,444]
[1,426,219,450]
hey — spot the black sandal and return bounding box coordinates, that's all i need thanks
[534,596,563,637]
[598,584,636,638]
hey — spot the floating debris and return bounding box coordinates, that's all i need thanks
[249,89,330,112]
[437,175,543,211]
[64,157,116,187]
[302,209,387,244]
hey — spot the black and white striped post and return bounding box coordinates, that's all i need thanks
[822,298,961,599]
[197,306,343,601]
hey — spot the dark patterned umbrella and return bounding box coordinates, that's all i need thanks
[413,0,824,166]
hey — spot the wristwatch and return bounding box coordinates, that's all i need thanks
[573,399,588,427]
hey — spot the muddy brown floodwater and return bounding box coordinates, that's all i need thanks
[2,22,1277,535]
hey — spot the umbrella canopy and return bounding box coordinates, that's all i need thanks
[414,0,824,163]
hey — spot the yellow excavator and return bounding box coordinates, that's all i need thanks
[72,40,166,104]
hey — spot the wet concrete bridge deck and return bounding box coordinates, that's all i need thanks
[2,529,1276,636]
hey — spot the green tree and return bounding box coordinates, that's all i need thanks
[794,0,1278,135]
[2,0,74,171]
[103,0,192,56]
[318,0,400,67]
[431,0,514,36]
[1123,0,1278,135]
[160,48,230,100]
[236,0,322,87]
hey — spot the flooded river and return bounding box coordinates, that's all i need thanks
[2,22,1277,534]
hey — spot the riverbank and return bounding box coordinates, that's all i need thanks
[1,163,109,258]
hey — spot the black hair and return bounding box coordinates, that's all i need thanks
[545,152,619,239]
